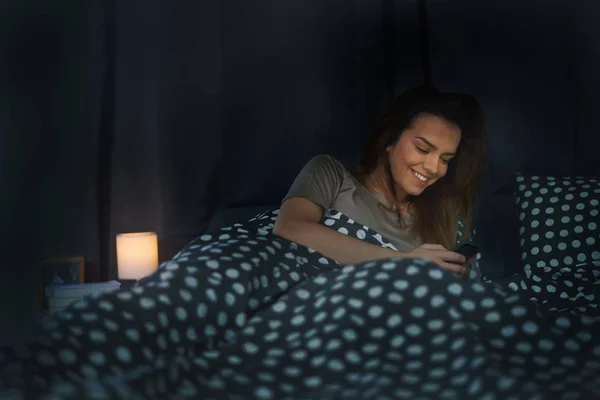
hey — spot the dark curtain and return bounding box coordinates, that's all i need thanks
[0,1,106,344]
[571,0,600,174]
[104,0,224,280]
[105,0,164,282]
[219,1,399,207]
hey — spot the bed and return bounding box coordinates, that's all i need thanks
[0,173,598,399]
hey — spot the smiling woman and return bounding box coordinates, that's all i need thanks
[383,114,462,200]
[274,85,488,272]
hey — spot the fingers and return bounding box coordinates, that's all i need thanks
[443,251,466,264]
[407,244,468,275]
[438,261,464,273]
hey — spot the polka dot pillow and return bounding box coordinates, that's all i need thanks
[515,173,600,273]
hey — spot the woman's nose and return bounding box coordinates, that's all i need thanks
[423,156,439,176]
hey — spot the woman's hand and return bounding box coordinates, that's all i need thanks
[403,243,467,273]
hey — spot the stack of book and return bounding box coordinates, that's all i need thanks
[45,281,122,315]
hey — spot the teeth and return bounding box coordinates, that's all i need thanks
[413,171,428,182]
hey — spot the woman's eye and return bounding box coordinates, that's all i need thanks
[441,159,450,164]
[416,147,428,154]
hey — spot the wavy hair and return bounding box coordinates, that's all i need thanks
[355,85,488,249]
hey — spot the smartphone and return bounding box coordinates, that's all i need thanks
[453,243,479,260]
[450,243,479,279]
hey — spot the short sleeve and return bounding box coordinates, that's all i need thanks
[281,155,345,211]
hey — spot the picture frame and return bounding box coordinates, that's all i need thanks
[38,256,85,311]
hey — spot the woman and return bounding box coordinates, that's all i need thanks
[274,85,488,274]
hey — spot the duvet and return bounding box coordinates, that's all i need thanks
[0,209,599,399]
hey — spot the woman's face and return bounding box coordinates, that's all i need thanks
[387,113,462,202]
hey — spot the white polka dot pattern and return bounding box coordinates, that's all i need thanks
[516,173,600,273]
[0,208,598,399]
[511,173,600,314]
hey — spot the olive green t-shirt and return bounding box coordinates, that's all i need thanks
[282,154,422,252]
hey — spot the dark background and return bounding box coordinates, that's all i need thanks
[0,0,598,345]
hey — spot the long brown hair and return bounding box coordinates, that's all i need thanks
[355,85,488,249]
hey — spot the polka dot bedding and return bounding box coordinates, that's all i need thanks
[515,173,599,272]
[0,209,599,399]
[509,173,600,314]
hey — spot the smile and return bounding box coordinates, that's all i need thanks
[412,170,430,182]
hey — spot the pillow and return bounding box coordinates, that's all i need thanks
[515,173,600,275]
